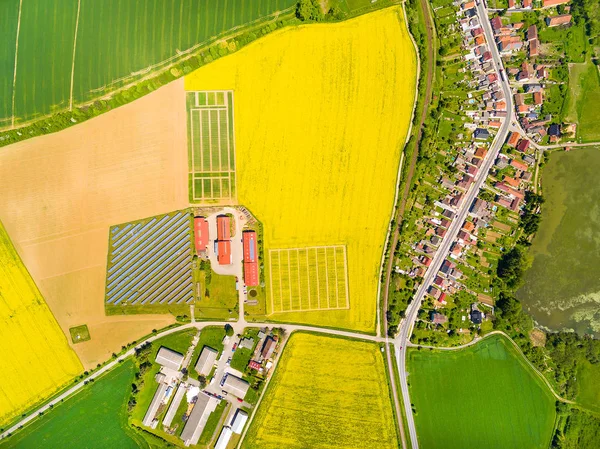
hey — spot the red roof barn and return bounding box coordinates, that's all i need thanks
[242,231,259,286]
[217,240,231,265]
[194,217,209,252]
[217,215,231,240]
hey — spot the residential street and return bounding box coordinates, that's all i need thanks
[393,1,515,448]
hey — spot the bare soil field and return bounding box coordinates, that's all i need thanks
[0,79,190,368]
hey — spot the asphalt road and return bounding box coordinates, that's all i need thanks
[394,2,514,448]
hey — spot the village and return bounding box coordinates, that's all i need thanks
[388,0,579,345]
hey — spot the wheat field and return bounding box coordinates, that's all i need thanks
[0,221,83,426]
[185,6,417,332]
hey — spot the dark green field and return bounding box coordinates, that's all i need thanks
[2,0,297,125]
[408,335,556,449]
[517,147,600,334]
[1,361,143,449]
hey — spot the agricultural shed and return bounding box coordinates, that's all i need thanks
[222,375,249,398]
[156,347,184,371]
[217,215,231,240]
[194,217,209,252]
[195,346,218,376]
[217,240,232,265]
[142,382,168,428]
[180,392,219,446]
[214,427,233,449]
[231,409,248,434]
[163,383,186,427]
[242,230,259,286]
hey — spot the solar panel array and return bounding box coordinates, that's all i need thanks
[105,211,194,306]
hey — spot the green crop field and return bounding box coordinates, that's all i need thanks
[268,245,349,313]
[68,324,91,344]
[187,91,236,202]
[577,360,600,413]
[2,0,297,126]
[1,361,143,449]
[565,60,600,141]
[517,147,600,334]
[408,335,556,449]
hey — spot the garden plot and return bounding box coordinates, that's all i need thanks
[268,245,349,313]
[105,210,194,306]
[187,90,236,202]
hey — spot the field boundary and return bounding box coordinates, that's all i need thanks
[10,0,23,128]
[68,0,82,111]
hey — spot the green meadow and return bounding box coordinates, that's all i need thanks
[2,0,297,125]
[1,361,143,449]
[408,335,556,449]
[565,60,600,142]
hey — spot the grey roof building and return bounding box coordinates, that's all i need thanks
[222,374,250,399]
[163,383,186,427]
[231,409,248,434]
[180,392,219,446]
[260,336,277,360]
[239,337,254,350]
[214,427,233,449]
[142,382,168,429]
[195,346,218,376]
[156,347,184,371]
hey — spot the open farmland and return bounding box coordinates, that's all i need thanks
[1,360,143,449]
[242,332,398,449]
[407,335,556,449]
[0,80,190,368]
[269,245,349,313]
[185,6,417,332]
[565,60,600,141]
[186,91,236,202]
[0,221,82,426]
[518,147,600,334]
[2,0,297,125]
[105,211,194,307]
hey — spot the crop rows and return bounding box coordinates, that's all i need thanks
[269,246,349,313]
[187,91,236,202]
[105,211,194,306]
[2,0,297,125]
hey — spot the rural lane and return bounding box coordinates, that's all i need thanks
[0,320,386,441]
[393,1,515,448]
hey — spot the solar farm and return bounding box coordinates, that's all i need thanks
[105,211,194,306]
[187,91,237,202]
[268,245,350,313]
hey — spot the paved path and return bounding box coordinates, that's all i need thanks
[394,2,515,448]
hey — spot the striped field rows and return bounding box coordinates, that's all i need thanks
[269,245,350,313]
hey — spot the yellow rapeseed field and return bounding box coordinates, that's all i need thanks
[185,6,416,332]
[0,221,83,425]
[242,332,398,449]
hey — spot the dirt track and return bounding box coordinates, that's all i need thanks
[0,79,190,368]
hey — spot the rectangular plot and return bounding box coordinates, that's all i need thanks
[268,245,349,314]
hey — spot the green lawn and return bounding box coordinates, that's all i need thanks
[1,361,144,449]
[196,270,238,321]
[230,329,259,372]
[3,0,298,125]
[577,360,600,413]
[566,60,600,141]
[517,147,600,334]
[68,324,91,344]
[408,335,556,449]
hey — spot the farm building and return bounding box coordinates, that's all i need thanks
[216,215,232,265]
[261,336,277,360]
[194,216,209,252]
[222,374,250,398]
[248,360,261,371]
[231,409,249,434]
[180,392,219,446]
[195,346,218,376]
[163,383,186,427]
[142,374,170,429]
[239,337,254,350]
[242,230,259,286]
[156,347,184,371]
[214,427,233,449]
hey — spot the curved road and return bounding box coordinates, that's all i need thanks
[394,1,515,448]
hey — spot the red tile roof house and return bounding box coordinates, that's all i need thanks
[546,14,572,27]
[527,25,538,41]
[529,38,539,57]
[542,0,570,7]
[507,132,520,147]
[533,91,543,105]
[508,0,516,8]
[510,159,529,171]
[523,0,532,7]
[503,176,520,188]
[491,16,503,33]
